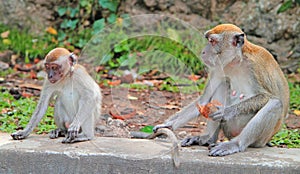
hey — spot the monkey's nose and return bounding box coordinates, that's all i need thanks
[202,51,205,54]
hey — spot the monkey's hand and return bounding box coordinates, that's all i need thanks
[11,130,28,140]
[62,122,81,143]
[153,124,172,133]
[209,105,238,121]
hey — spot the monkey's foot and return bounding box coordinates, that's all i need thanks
[11,131,27,140]
[181,136,199,146]
[208,141,242,156]
[49,128,66,139]
[62,135,91,143]
[181,136,209,147]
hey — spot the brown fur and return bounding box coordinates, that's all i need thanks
[209,24,289,136]
[45,47,70,63]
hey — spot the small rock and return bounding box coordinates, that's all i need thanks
[0,61,9,70]
[178,131,187,139]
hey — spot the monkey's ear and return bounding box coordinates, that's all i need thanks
[69,53,77,66]
[233,33,244,47]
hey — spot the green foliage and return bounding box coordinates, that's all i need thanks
[0,88,56,134]
[99,0,119,12]
[119,83,152,91]
[103,36,204,74]
[0,24,56,60]
[271,125,300,148]
[289,82,300,110]
[277,0,300,14]
[92,19,106,35]
[55,0,122,49]
[140,125,154,133]
[159,77,203,93]
[0,68,14,77]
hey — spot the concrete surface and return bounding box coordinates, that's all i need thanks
[0,133,299,174]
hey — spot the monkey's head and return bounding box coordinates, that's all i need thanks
[201,24,245,68]
[44,48,77,83]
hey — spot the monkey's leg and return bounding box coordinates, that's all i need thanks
[49,128,67,139]
[62,133,91,143]
[49,100,68,139]
[209,98,282,156]
[181,120,220,146]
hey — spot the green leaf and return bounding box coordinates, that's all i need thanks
[25,50,30,63]
[92,19,105,34]
[99,0,119,12]
[57,6,67,16]
[67,19,79,30]
[107,13,117,24]
[70,7,79,18]
[57,31,66,41]
[80,0,89,7]
[140,125,154,133]
[60,20,68,29]
[277,0,293,14]
[100,53,113,64]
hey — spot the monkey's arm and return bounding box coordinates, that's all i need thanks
[11,84,53,140]
[209,93,270,121]
[153,76,227,132]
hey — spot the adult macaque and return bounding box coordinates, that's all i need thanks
[11,48,102,143]
[153,24,289,156]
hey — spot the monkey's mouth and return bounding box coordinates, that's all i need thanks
[49,79,57,83]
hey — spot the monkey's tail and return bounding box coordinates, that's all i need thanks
[130,128,180,168]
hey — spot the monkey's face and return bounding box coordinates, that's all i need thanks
[201,31,245,68]
[201,33,222,67]
[44,63,64,83]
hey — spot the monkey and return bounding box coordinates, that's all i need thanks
[11,48,102,143]
[153,24,289,156]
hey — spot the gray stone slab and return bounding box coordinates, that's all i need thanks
[0,133,299,174]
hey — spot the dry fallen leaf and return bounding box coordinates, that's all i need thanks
[30,70,37,79]
[110,107,136,120]
[107,79,121,86]
[19,83,42,90]
[128,95,138,100]
[294,110,300,116]
[46,27,58,35]
[1,30,10,38]
[196,100,222,118]
[21,92,33,98]
[188,74,200,82]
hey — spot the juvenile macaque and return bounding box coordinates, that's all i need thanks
[11,48,102,143]
[154,24,289,156]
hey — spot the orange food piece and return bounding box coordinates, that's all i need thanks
[196,100,222,118]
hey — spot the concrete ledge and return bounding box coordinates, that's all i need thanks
[0,133,299,174]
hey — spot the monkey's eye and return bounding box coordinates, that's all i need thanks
[44,64,50,69]
[51,65,58,70]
